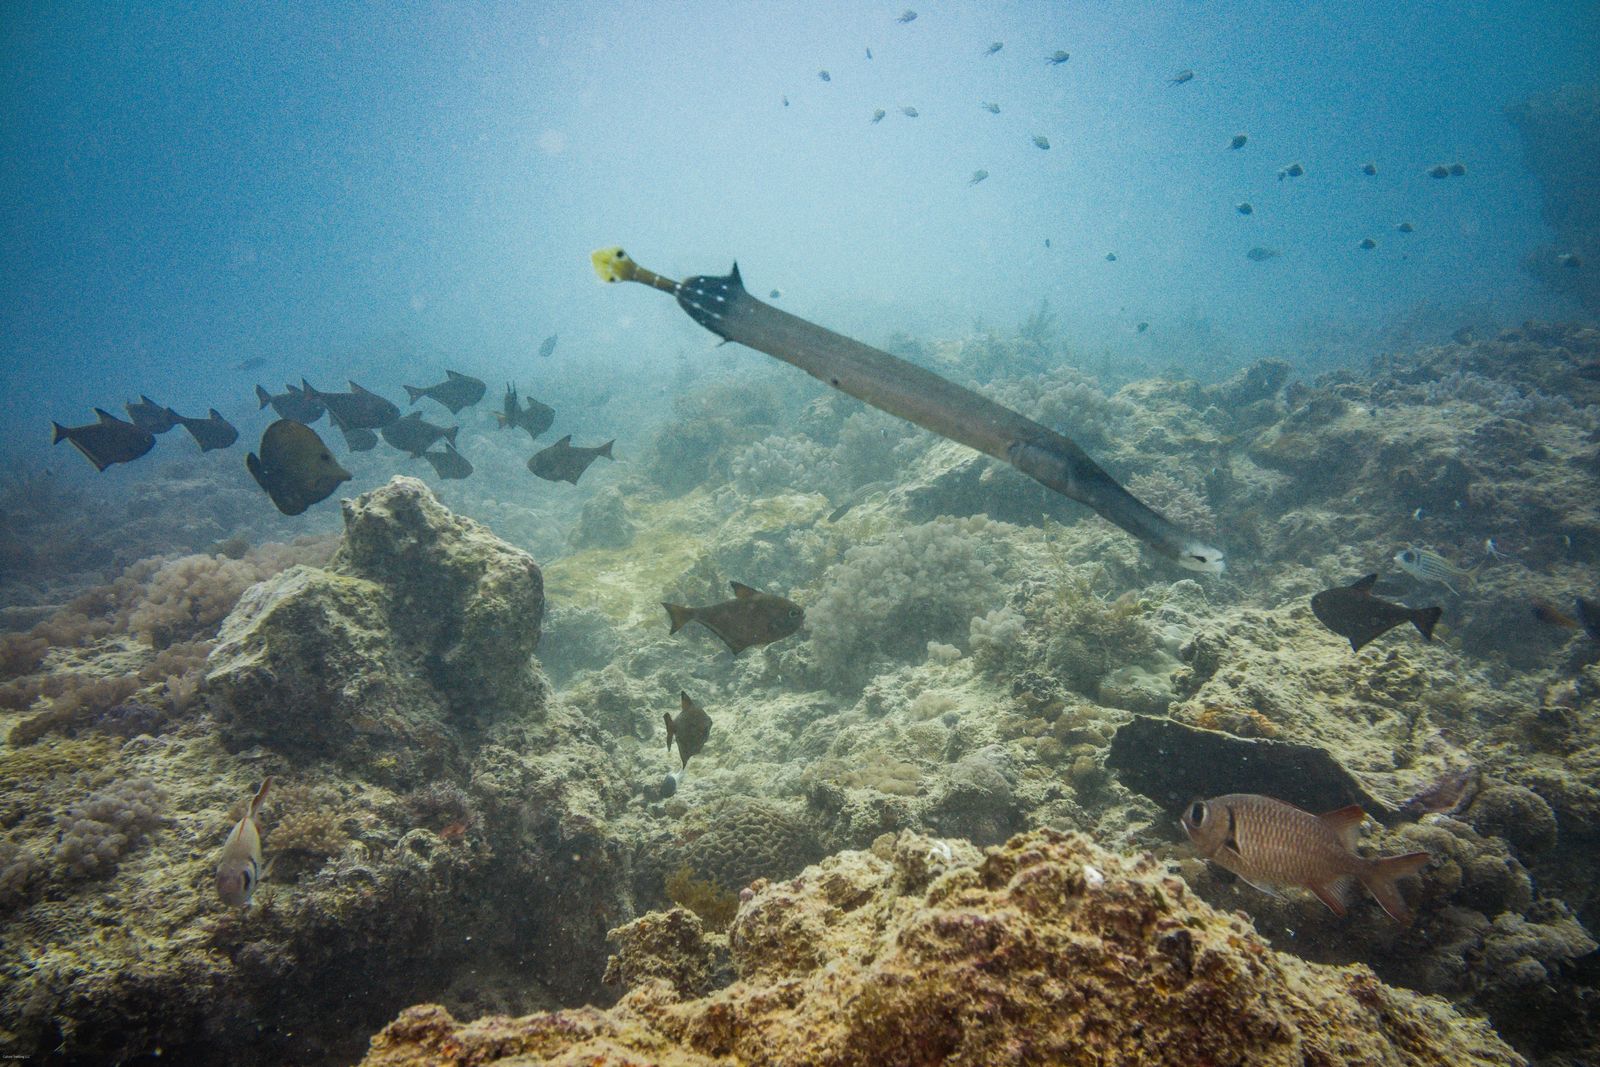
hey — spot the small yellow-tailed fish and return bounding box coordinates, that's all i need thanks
[216,777,272,907]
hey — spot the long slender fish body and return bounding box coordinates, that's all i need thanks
[595,250,1221,572]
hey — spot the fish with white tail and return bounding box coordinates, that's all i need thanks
[1182,792,1429,924]
[216,777,272,907]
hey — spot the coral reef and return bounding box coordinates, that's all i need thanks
[802,516,1008,693]
[361,830,1523,1067]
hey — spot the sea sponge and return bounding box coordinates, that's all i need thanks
[52,778,167,881]
[0,838,44,913]
[679,797,822,894]
[804,516,1006,693]
[271,809,349,861]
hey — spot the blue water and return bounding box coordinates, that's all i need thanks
[2,0,1596,467]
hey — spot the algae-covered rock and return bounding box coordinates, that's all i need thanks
[334,476,544,712]
[362,829,1524,1066]
[206,478,546,778]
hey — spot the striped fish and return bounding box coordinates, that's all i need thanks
[216,777,272,907]
[1394,546,1478,593]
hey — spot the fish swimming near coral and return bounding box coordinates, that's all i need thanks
[167,407,239,452]
[381,411,458,457]
[1311,574,1441,652]
[1182,792,1429,924]
[256,382,325,424]
[327,407,377,452]
[247,419,352,515]
[403,370,487,414]
[421,440,474,480]
[589,247,1224,573]
[124,396,179,434]
[1531,598,1579,629]
[216,776,272,908]
[496,383,556,441]
[1578,597,1600,640]
[663,581,805,655]
[527,434,613,484]
[1394,546,1476,594]
[1397,765,1479,820]
[302,379,400,430]
[52,409,156,472]
[665,691,713,769]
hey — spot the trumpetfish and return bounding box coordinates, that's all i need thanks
[590,248,1224,574]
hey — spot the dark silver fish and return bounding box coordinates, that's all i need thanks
[168,407,239,452]
[663,581,804,655]
[381,411,458,457]
[1360,161,1378,175]
[665,691,713,769]
[527,434,613,484]
[818,70,831,82]
[1229,133,1247,150]
[124,395,179,434]
[327,408,377,452]
[1311,574,1441,652]
[495,383,556,440]
[420,440,473,480]
[1237,202,1253,215]
[1246,246,1279,261]
[232,357,268,373]
[52,409,155,472]
[1169,69,1194,85]
[896,9,917,23]
[256,383,326,424]
[303,379,400,430]
[984,42,1003,56]
[404,370,486,413]
[981,102,1001,114]
[539,335,559,360]
[1278,162,1305,180]
[1047,51,1070,65]
[1359,237,1377,250]
[1032,135,1050,150]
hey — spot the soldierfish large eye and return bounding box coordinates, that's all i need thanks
[1188,801,1207,826]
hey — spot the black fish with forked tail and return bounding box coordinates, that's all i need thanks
[1311,574,1441,652]
[52,409,155,471]
[256,383,326,424]
[590,247,1224,573]
[528,435,613,484]
[167,407,239,452]
[663,581,804,655]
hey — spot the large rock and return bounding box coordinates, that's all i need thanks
[361,829,1524,1067]
[206,478,545,780]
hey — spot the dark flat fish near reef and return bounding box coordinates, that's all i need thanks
[124,395,179,434]
[168,407,239,452]
[303,379,400,430]
[665,691,713,769]
[663,581,804,655]
[1311,574,1441,652]
[52,409,155,471]
[1182,793,1429,924]
[256,383,325,424]
[528,435,613,484]
[403,370,486,414]
[247,419,352,515]
[381,411,458,457]
[421,440,473,480]
[497,383,556,440]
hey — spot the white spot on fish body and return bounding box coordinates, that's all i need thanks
[1083,864,1105,889]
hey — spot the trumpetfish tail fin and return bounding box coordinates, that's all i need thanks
[590,247,1225,574]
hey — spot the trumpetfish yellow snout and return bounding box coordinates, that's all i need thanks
[591,247,1225,574]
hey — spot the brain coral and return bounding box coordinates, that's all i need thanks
[362,829,1523,1067]
[679,797,822,893]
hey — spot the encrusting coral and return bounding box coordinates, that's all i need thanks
[361,829,1524,1066]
